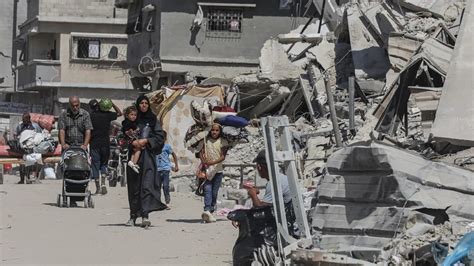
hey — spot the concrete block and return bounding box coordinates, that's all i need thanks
[227,188,249,204]
[217,187,228,201]
[217,199,237,210]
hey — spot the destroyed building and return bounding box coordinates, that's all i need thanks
[116,0,318,88]
[11,0,138,114]
[49,0,474,263]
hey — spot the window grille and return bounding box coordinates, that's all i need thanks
[206,8,243,38]
[71,36,127,62]
[77,39,101,59]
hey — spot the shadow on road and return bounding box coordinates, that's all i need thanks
[99,223,132,227]
[166,218,203,224]
[42,203,58,207]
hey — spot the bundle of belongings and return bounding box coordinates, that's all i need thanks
[10,130,58,166]
[184,99,250,155]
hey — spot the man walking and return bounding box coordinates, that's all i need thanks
[58,96,93,206]
[58,96,93,150]
[89,98,122,195]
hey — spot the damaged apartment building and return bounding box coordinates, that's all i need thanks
[115,0,317,89]
[11,0,138,114]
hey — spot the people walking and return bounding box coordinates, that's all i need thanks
[89,98,122,195]
[156,131,179,206]
[58,96,93,206]
[121,106,141,174]
[125,95,167,228]
[200,123,229,223]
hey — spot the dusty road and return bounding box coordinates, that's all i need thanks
[0,175,237,265]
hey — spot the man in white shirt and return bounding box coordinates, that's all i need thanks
[246,150,292,207]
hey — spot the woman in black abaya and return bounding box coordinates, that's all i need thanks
[125,95,167,227]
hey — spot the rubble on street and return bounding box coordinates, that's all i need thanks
[150,0,473,264]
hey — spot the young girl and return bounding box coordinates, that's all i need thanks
[122,106,146,173]
[200,123,228,223]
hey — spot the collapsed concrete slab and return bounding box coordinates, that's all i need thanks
[388,33,424,71]
[345,5,391,93]
[374,37,453,135]
[239,84,291,119]
[431,1,474,147]
[394,0,465,21]
[311,0,343,31]
[309,141,474,262]
[258,39,305,85]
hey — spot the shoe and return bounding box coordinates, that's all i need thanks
[17,180,24,184]
[165,205,171,210]
[125,218,136,227]
[127,161,140,174]
[202,211,215,223]
[165,198,170,205]
[94,180,100,195]
[70,201,78,207]
[141,217,151,228]
[100,185,108,195]
[208,213,217,223]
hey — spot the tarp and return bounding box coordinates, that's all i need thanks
[149,85,225,165]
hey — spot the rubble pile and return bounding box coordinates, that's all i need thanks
[380,222,472,264]
[156,1,472,263]
[225,0,474,264]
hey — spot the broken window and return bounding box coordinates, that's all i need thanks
[206,8,243,38]
[77,39,101,59]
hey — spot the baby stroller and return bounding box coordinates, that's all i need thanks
[56,146,94,208]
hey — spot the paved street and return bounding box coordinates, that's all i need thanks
[0,175,237,265]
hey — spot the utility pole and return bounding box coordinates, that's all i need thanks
[11,0,19,93]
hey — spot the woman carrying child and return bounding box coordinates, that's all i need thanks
[125,95,167,228]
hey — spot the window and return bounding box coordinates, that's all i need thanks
[77,39,101,59]
[71,34,127,62]
[206,8,243,38]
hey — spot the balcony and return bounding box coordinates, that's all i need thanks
[17,60,61,90]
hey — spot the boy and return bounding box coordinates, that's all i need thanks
[156,131,179,205]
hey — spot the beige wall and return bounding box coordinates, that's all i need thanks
[29,0,127,20]
[59,34,132,89]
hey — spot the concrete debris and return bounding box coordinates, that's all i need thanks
[346,4,392,87]
[311,0,344,31]
[388,33,424,71]
[380,222,470,264]
[239,84,291,119]
[258,39,305,85]
[308,141,474,263]
[374,36,454,137]
[431,0,474,147]
[224,1,472,265]
[277,32,323,44]
[394,0,466,21]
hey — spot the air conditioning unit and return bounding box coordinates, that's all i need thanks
[115,0,134,9]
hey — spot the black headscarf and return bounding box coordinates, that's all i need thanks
[135,95,156,127]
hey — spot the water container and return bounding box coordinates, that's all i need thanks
[140,123,150,139]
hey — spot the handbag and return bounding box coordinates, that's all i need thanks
[195,162,207,197]
[195,178,206,197]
